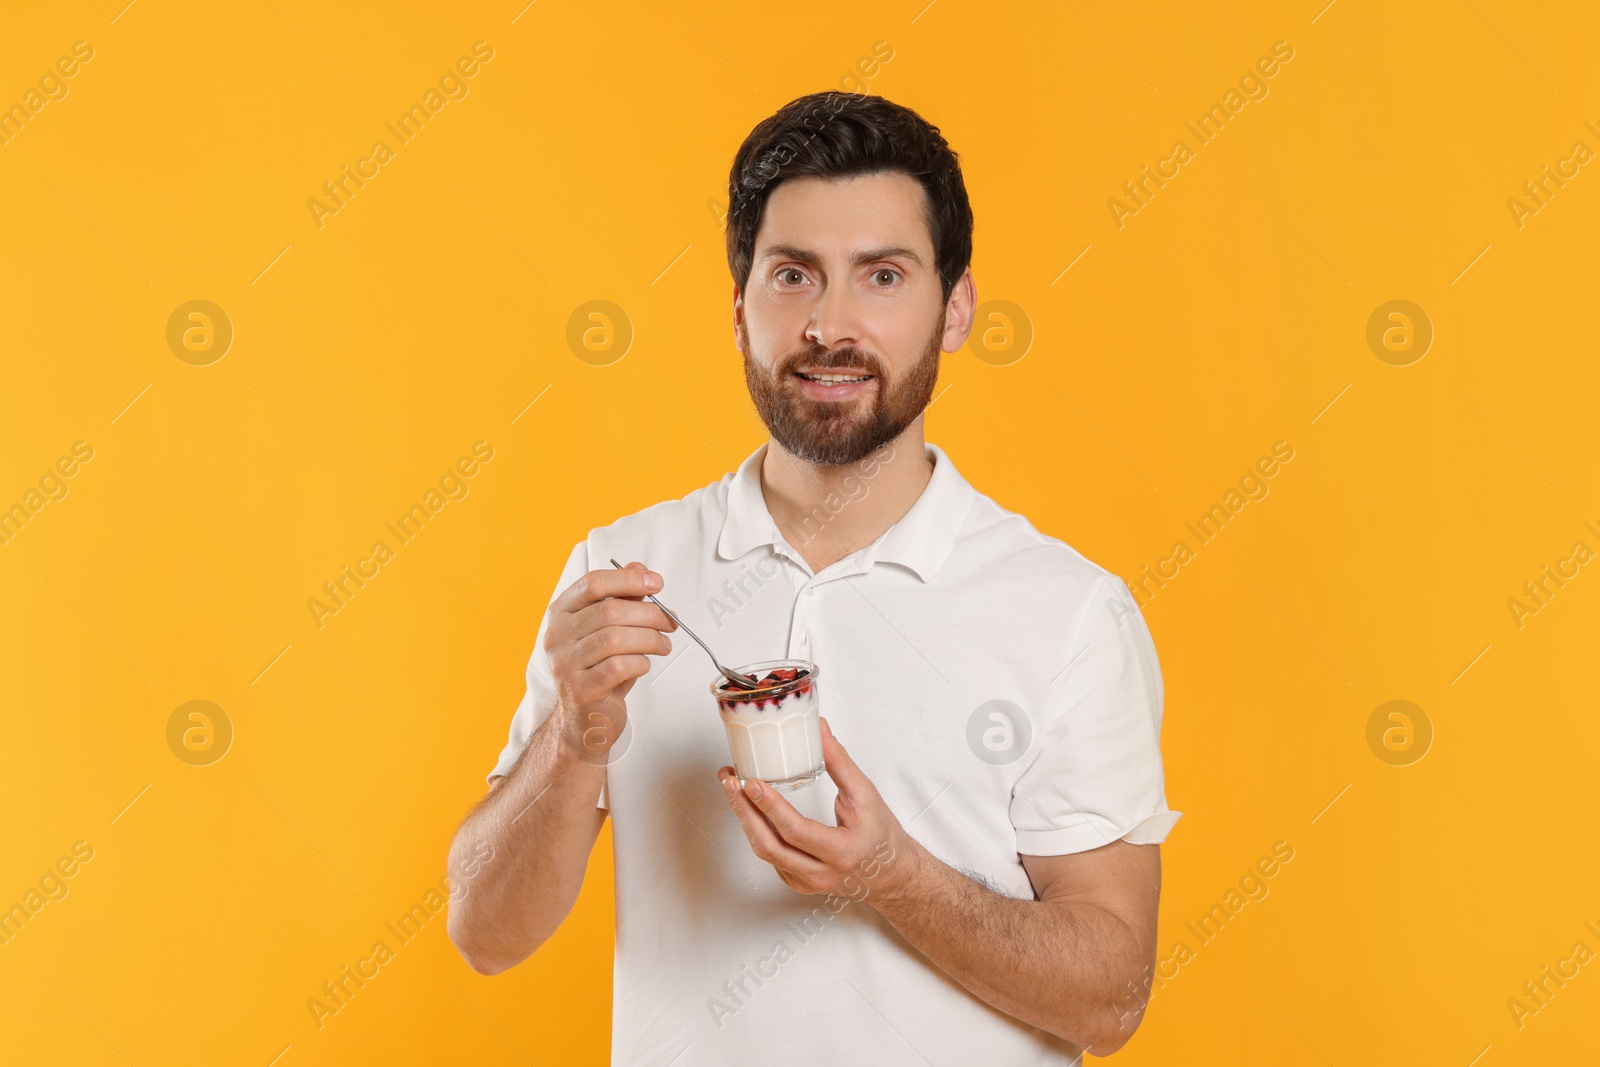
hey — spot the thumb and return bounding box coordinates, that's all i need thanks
[820,717,870,800]
[619,560,649,601]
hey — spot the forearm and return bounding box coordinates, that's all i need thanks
[867,839,1148,1053]
[446,715,607,974]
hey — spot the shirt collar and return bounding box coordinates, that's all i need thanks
[716,439,976,583]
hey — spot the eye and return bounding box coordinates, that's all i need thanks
[872,268,900,286]
[776,268,808,286]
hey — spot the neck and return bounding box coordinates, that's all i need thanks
[758,420,935,574]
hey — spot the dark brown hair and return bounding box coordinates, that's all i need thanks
[725,91,974,305]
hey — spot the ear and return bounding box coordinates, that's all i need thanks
[940,267,976,353]
[732,285,746,351]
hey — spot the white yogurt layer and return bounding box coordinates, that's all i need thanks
[719,683,822,784]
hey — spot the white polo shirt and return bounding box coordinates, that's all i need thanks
[489,439,1180,1066]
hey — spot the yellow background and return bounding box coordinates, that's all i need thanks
[3,0,1596,1062]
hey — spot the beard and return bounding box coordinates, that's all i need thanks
[740,309,945,467]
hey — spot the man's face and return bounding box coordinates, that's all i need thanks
[734,171,972,467]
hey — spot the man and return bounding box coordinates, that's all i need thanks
[447,90,1180,1064]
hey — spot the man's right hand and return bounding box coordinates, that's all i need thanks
[545,561,677,763]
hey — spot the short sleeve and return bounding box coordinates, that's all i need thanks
[487,539,609,809]
[1009,573,1180,855]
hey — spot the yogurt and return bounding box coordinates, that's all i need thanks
[713,660,825,791]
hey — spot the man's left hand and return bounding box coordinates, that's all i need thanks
[719,716,918,903]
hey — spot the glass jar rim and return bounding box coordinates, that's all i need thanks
[709,658,818,699]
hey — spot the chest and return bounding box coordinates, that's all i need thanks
[607,562,1065,884]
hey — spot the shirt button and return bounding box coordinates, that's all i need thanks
[806,588,815,597]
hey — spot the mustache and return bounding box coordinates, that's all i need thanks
[780,347,885,377]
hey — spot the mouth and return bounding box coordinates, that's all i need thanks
[793,369,875,384]
[791,369,876,402]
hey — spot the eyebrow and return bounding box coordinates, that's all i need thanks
[757,244,927,270]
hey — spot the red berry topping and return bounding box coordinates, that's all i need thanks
[720,667,812,710]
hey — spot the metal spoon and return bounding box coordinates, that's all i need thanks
[609,558,759,690]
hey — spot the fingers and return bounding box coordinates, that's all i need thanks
[755,782,833,859]
[719,769,830,874]
[557,565,663,616]
[570,596,677,640]
[614,562,671,621]
[550,563,677,677]
[564,621,672,674]
[569,654,654,706]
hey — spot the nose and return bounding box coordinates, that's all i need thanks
[804,278,867,354]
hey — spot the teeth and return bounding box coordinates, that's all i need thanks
[800,373,870,383]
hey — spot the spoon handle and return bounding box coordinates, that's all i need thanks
[649,595,712,659]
